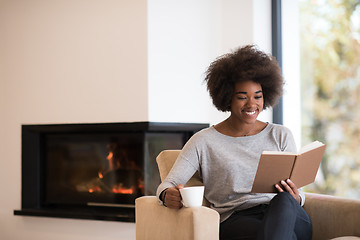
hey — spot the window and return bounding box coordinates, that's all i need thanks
[297,0,360,198]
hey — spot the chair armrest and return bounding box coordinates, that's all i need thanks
[135,196,220,240]
[304,193,360,240]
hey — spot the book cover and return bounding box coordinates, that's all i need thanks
[250,141,326,193]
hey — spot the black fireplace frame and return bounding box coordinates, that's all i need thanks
[14,121,209,222]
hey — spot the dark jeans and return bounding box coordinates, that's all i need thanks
[220,192,312,240]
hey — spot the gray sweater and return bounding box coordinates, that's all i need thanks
[156,123,305,222]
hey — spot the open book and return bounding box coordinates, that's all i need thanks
[251,141,326,193]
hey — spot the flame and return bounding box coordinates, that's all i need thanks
[112,185,134,194]
[92,146,141,195]
[88,185,102,193]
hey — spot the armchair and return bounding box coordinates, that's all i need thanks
[135,150,360,240]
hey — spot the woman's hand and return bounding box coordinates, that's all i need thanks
[275,179,301,204]
[163,184,184,209]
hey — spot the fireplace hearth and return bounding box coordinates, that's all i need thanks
[14,122,208,222]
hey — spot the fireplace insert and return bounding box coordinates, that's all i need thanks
[14,122,208,222]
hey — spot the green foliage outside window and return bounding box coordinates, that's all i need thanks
[300,0,360,198]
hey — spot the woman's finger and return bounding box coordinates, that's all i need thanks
[275,184,284,192]
[280,180,293,193]
[286,179,299,195]
[164,186,183,209]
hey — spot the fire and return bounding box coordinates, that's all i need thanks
[88,185,102,193]
[87,145,142,195]
[112,185,134,194]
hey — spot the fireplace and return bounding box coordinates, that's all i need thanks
[14,122,208,222]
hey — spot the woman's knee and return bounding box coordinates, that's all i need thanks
[274,192,296,202]
[269,192,298,210]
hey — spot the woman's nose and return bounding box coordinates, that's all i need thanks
[246,97,256,107]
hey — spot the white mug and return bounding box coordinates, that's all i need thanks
[179,186,204,207]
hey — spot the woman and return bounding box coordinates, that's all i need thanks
[156,45,312,240]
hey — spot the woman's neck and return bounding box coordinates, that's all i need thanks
[215,117,266,137]
[227,117,258,136]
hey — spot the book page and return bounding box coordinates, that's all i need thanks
[299,141,325,154]
[262,151,295,155]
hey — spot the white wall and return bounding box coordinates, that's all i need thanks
[0,0,149,125]
[0,0,272,239]
[147,0,221,124]
[148,0,273,125]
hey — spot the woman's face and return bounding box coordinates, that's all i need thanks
[230,81,264,124]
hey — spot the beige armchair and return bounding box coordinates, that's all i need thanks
[135,150,360,240]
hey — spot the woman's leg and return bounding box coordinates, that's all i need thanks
[257,192,312,240]
[220,204,267,240]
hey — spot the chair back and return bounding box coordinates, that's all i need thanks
[156,150,209,206]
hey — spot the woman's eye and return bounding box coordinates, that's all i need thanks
[236,95,262,100]
[237,97,247,100]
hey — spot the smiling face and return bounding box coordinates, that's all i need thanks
[230,81,264,124]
